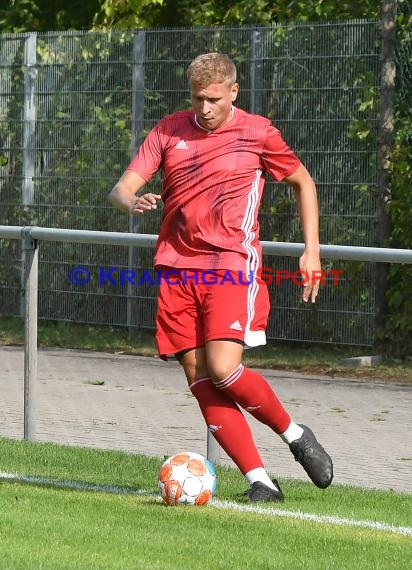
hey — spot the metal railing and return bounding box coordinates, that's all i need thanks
[1,225,412,463]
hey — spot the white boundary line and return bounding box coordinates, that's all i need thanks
[1,471,411,537]
[0,471,153,497]
[212,500,412,536]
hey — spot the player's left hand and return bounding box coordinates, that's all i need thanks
[299,249,322,303]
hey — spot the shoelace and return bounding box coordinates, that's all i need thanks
[292,438,313,464]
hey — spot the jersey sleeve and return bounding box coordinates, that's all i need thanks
[127,123,165,182]
[260,123,301,181]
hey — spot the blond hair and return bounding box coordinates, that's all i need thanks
[187,53,237,87]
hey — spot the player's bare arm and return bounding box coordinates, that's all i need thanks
[109,169,162,215]
[284,163,321,303]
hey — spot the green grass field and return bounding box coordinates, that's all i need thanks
[0,437,411,569]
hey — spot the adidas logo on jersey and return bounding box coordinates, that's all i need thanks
[229,320,243,331]
[174,139,188,149]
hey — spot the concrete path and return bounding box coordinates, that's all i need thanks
[1,345,411,493]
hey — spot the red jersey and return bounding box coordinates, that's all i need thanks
[127,107,300,273]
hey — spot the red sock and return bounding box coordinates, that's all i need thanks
[214,365,291,434]
[190,377,264,474]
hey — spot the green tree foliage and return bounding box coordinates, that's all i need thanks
[0,0,101,32]
[0,0,39,32]
[93,0,381,29]
[2,0,382,32]
[384,118,412,356]
[382,0,412,357]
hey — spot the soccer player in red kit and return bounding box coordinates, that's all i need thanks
[109,52,333,501]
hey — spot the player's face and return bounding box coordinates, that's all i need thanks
[190,81,239,131]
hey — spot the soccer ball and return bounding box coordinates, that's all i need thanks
[158,451,217,506]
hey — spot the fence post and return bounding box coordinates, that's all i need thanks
[22,229,38,441]
[127,30,146,329]
[20,33,38,319]
[250,29,264,115]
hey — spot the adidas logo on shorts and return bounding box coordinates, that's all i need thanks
[229,320,243,331]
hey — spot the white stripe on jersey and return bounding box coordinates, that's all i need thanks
[240,169,264,345]
[240,169,261,279]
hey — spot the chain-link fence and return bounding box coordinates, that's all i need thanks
[0,19,400,345]
[396,0,411,102]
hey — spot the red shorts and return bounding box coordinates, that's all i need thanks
[155,268,270,359]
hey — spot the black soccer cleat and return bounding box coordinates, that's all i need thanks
[289,424,333,489]
[245,479,284,503]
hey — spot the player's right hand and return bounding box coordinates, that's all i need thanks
[129,193,162,215]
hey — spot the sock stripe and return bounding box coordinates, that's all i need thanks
[214,364,244,390]
[190,376,212,390]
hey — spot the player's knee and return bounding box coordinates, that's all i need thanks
[206,340,243,383]
[208,362,240,384]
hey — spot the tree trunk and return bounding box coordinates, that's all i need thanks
[376,0,396,329]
